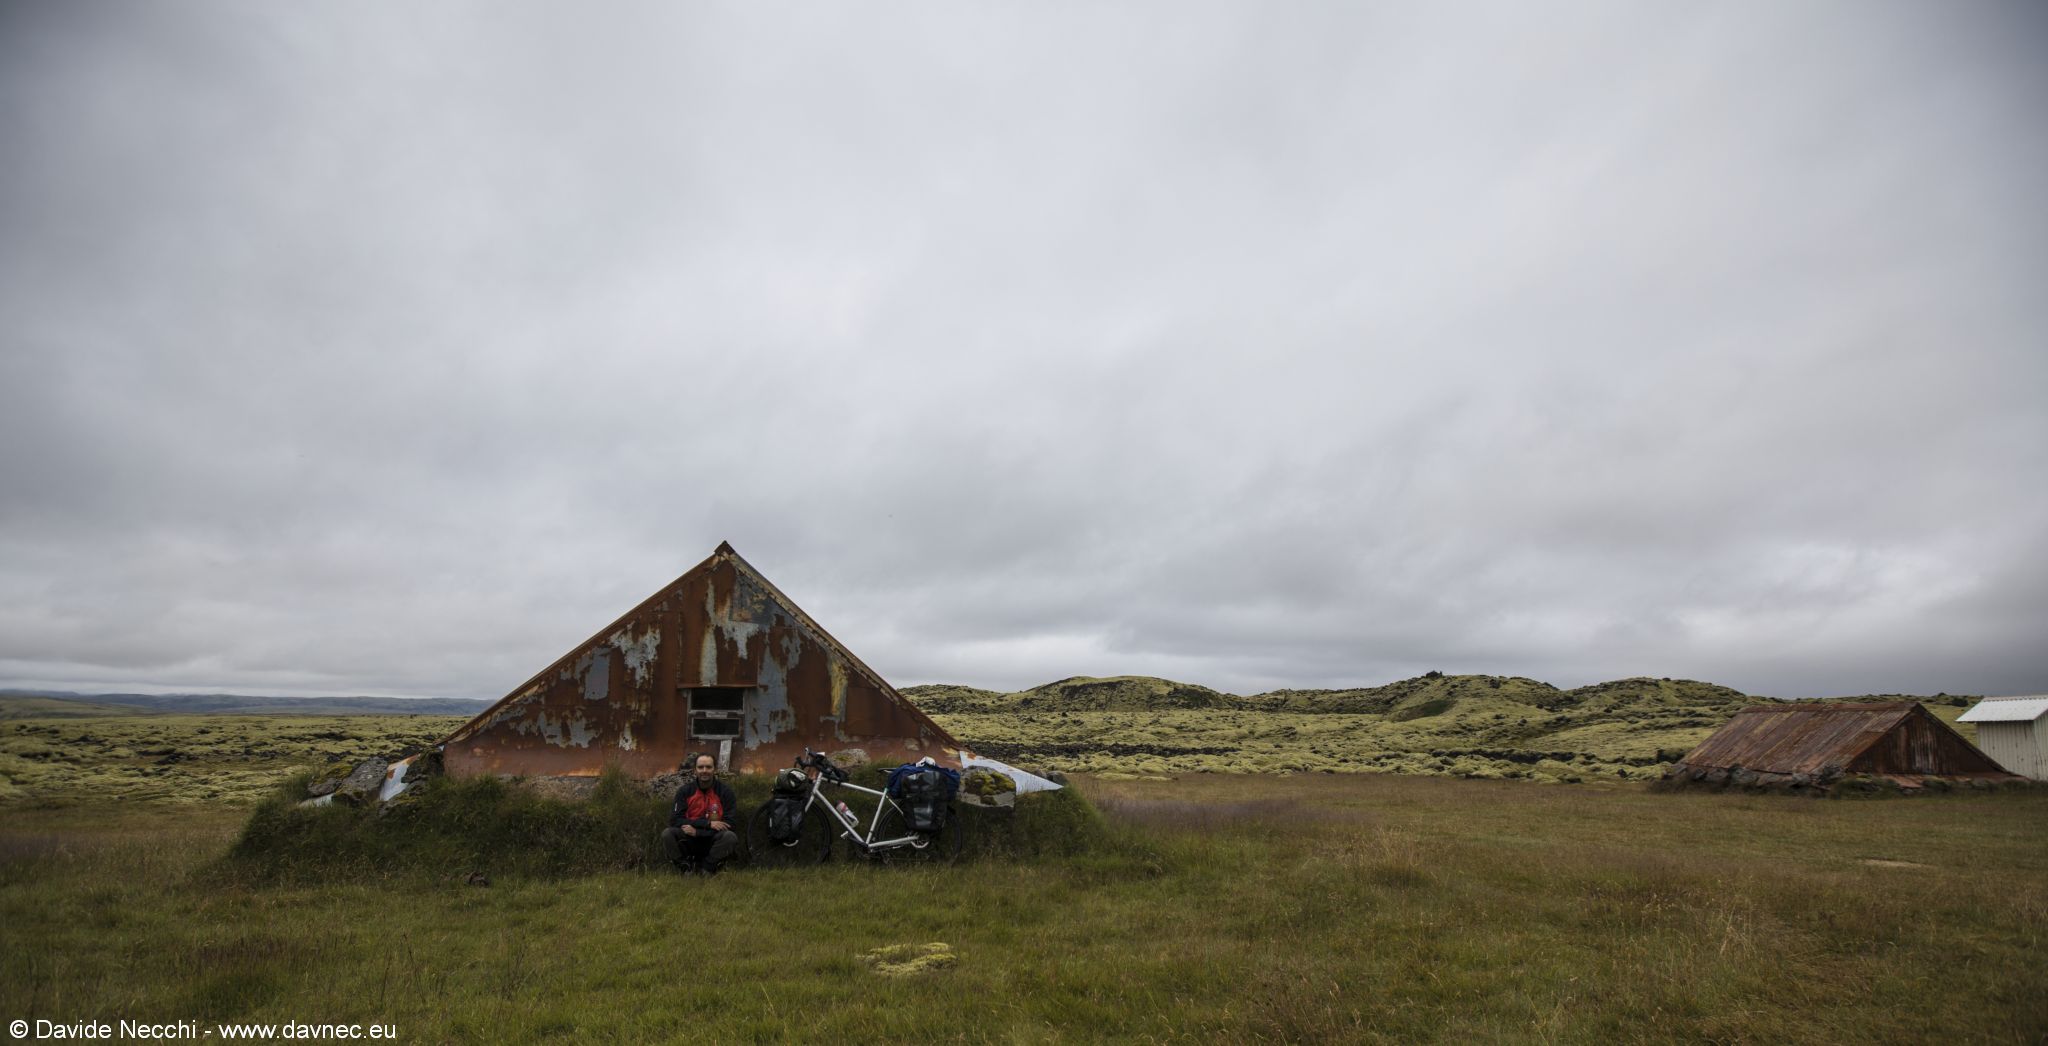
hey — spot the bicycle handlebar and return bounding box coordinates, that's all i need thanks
[798,749,850,783]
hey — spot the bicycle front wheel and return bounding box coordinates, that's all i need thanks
[747,801,832,868]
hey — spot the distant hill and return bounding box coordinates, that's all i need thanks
[900,673,1991,781]
[905,673,1765,716]
[0,695,157,719]
[1002,676,1235,712]
[903,675,1235,713]
[0,690,493,717]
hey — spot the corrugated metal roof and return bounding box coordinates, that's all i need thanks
[1959,696,2048,723]
[1679,702,1914,775]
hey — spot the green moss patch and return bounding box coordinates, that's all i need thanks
[860,941,957,977]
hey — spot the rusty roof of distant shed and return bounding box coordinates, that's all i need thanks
[1680,701,1929,775]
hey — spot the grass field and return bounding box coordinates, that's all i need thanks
[3,714,2045,1043]
[0,712,463,804]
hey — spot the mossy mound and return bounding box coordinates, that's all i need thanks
[1261,674,1566,714]
[227,767,669,881]
[910,676,1234,714]
[897,684,1005,714]
[225,763,1108,881]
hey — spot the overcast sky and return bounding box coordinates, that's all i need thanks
[2,2,2043,701]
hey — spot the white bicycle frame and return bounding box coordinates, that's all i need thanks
[802,774,934,855]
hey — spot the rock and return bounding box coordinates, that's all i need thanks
[959,774,1018,808]
[1730,767,1760,788]
[962,767,1016,797]
[962,765,1019,814]
[331,758,389,805]
[1042,769,1069,785]
[646,771,690,798]
[306,760,355,798]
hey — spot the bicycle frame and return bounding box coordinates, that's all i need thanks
[801,774,933,856]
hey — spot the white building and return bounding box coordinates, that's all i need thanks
[1958,696,2048,780]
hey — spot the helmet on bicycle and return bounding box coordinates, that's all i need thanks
[775,768,809,795]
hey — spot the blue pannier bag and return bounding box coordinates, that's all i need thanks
[886,763,960,833]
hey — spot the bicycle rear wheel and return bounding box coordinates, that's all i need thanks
[746,801,831,868]
[877,803,966,865]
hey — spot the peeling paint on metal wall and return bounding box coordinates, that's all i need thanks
[612,626,661,686]
[698,586,720,685]
[439,543,966,779]
[580,648,611,701]
[749,638,796,748]
[828,656,849,721]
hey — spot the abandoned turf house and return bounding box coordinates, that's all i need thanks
[1663,701,2021,793]
[438,542,966,779]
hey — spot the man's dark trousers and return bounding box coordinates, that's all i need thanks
[660,827,738,871]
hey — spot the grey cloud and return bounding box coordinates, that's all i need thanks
[1,1,2042,701]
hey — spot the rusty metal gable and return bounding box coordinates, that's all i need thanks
[1846,702,2013,776]
[439,545,731,750]
[437,542,961,776]
[1678,702,1917,775]
[716,545,956,744]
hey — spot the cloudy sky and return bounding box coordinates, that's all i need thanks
[2,2,2042,701]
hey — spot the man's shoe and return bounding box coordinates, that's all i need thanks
[701,860,721,878]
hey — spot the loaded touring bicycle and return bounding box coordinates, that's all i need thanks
[748,749,965,866]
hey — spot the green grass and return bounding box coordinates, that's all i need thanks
[5,769,2045,1042]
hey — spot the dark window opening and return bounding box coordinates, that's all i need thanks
[688,687,748,740]
[690,714,743,739]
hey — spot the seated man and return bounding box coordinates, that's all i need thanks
[660,753,739,876]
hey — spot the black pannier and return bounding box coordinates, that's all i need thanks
[767,795,806,843]
[768,767,809,843]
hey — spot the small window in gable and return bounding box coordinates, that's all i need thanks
[688,687,748,740]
